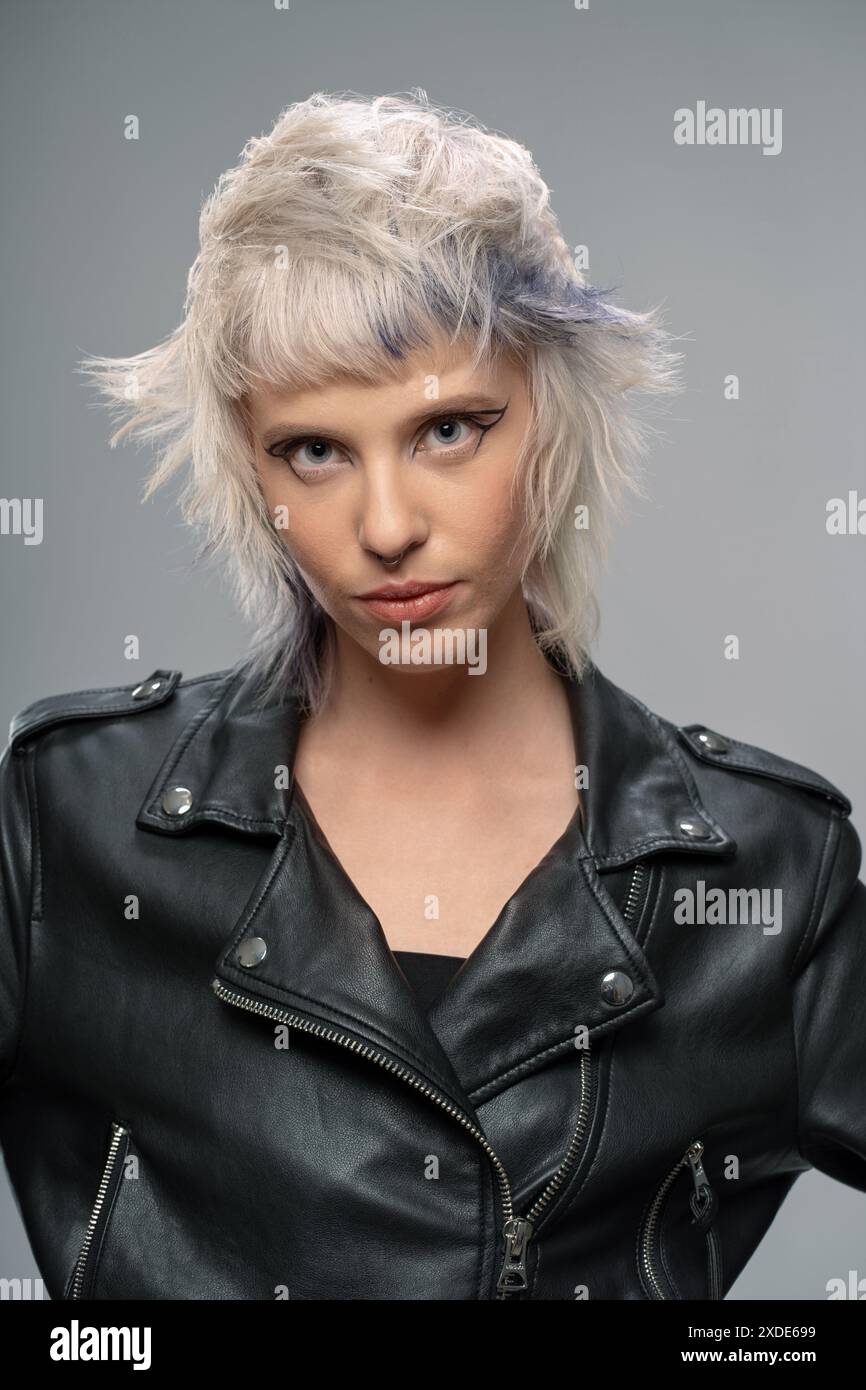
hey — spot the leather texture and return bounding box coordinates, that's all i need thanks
[0,657,862,1300]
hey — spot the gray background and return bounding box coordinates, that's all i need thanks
[1,0,864,1299]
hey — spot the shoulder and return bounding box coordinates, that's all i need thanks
[666,716,852,818]
[5,666,234,758]
[647,700,862,945]
[582,660,854,823]
[593,664,858,890]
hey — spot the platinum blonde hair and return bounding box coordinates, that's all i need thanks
[78,88,683,716]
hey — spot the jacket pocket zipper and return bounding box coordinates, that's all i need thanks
[638,1138,723,1300]
[67,1120,131,1300]
[211,858,646,1300]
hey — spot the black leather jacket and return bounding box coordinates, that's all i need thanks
[1,658,863,1300]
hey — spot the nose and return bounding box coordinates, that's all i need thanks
[357,460,428,564]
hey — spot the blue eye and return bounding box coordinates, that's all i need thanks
[266,436,347,476]
[295,440,337,467]
[423,418,473,450]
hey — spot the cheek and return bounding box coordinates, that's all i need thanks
[258,472,344,577]
[282,514,346,589]
[256,467,292,531]
[450,477,527,568]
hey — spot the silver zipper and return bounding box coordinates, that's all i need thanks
[69,1121,129,1300]
[495,1047,593,1296]
[621,861,648,924]
[212,858,646,1300]
[639,1138,721,1299]
[502,856,647,1286]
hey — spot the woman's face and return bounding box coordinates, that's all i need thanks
[243,335,534,671]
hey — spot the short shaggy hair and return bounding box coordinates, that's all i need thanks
[78,88,683,716]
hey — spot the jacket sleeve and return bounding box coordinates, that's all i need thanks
[0,738,33,1089]
[791,809,866,1191]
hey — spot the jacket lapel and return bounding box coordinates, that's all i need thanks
[422,660,738,1100]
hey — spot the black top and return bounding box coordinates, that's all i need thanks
[394,950,466,1012]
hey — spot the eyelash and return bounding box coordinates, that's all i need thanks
[264,409,507,479]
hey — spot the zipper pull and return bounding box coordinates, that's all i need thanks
[684,1140,718,1231]
[496,1216,534,1296]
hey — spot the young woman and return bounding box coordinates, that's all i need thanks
[1,91,863,1302]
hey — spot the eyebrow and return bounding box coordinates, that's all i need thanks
[259,393,509,449]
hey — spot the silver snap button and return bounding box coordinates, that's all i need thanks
[238,936,268,968]
[132,678,163,700]
[162,785,193,816]
[601,970,634,1007]
[697,729,729,754]
[678,818,711,839]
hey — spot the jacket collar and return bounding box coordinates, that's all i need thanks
[136,657,736,1118]
[137,656,736,869]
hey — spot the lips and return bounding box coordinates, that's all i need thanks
[358,580,454,600]
[355,581,459,623]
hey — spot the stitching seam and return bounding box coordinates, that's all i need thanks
[789,807,843,1168]
[3,744,38,1089]
[790,807,840,978]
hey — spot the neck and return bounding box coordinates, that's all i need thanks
[306,589,573,777]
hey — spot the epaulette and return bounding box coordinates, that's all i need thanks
[8,669,182,755]
[677,723,852,816]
